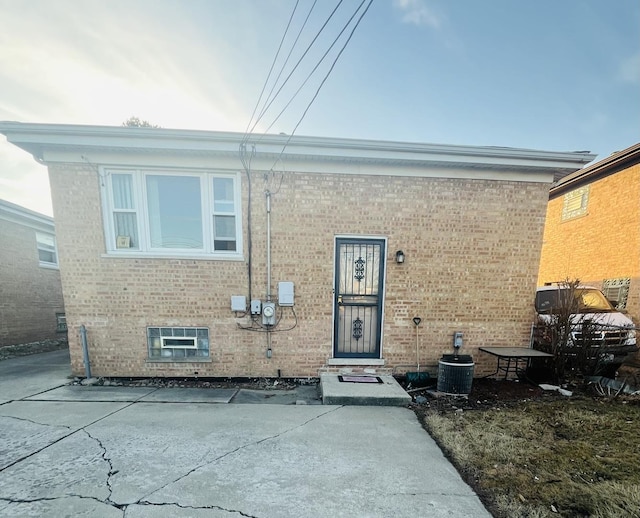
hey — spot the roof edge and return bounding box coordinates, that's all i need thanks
[550,142,640,197]
[0,198,55,231]
[0,121,596,172]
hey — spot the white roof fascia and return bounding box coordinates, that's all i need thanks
[0,121,596,176]
[0,199,55,233]
[64,152,555,184]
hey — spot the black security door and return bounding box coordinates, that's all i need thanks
[334,238,385,358]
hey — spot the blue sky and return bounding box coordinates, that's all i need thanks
[1,0,638,216]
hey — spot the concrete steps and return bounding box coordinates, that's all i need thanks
[319,373,411,406]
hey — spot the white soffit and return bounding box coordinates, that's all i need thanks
[0,122,596,182]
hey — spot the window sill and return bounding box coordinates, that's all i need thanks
[146,358,212,364]
[39,262,60,270]
[327,358,385,366]
[102,252,244,261]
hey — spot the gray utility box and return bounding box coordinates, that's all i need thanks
[278,281,294,306]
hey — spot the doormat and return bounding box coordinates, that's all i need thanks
[338,375,383,384]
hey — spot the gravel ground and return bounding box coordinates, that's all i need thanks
[0,338,69,361]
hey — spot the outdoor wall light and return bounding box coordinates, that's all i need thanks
[395,250,405,264]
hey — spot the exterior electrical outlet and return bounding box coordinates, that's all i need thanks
[278,281,294,306]
[250,299,262,315]
[262,302,276,326]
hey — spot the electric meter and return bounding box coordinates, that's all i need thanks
[262,302,276,326]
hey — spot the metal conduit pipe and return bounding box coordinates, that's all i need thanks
[80,324,92,379]
[266,190,273,360]
[266,190,272,301]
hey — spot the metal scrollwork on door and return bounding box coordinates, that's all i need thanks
[354,257,365,281]
[352,318,363,340]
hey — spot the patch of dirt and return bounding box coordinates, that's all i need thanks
[405,377,567,414]
[0,338,68,361]
[81,376,316,391]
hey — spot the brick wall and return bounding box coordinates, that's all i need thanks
[0,219,65,346]
[49,162,549,378]
[538,163,640,324]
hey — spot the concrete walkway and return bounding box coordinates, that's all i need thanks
[0,349,492,517]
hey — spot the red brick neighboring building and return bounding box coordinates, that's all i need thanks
[0,199,65,346]
[0,123,595,377]
[538,143,640,325]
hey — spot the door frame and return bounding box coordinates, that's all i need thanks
[331,235,387,359]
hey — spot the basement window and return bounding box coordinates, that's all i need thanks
[147,327,209,359]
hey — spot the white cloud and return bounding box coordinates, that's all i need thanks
[0,146,51,216]
[618,52,640,85]
[0,1,252,130]
[0,0,266,214]
[393,0,443,29]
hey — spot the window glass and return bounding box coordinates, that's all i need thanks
[112,174,135,209]
[114,213,138,248]
[104,169,240,256]
[36,232,57,266]
[214,215,236,239]
[111,174,138,249]
[146,175,203,249]
[214,215,236,251]
[213,178,235,213]
[56,313,67,332]
[147,327,209,359]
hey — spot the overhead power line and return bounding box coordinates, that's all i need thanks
[243,0,345,144]
[241,0,301,149]
[265,0,374,172]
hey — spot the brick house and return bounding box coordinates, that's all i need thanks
[0,122,595,378]
[0,199,65,346]
[538,142,640,325]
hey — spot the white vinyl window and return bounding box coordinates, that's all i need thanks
[36,231,58,267]
[102,169,242,258]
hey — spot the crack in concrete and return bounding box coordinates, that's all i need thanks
[80,429,118,505]
[2,392,337,518]
[0,494,127,515]
[0,424,79,473]
[138,405,343,504]
[0,496,62,504]
[0,387,160,474]
[0,414,72,430]
[135,500,260,517]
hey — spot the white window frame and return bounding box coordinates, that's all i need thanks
[161,336,197,349]
[36,231,59,268]
[100,167,243,260]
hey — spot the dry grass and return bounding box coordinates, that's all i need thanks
[422,396,640,517]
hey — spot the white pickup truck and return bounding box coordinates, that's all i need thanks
[532,284,637,377]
